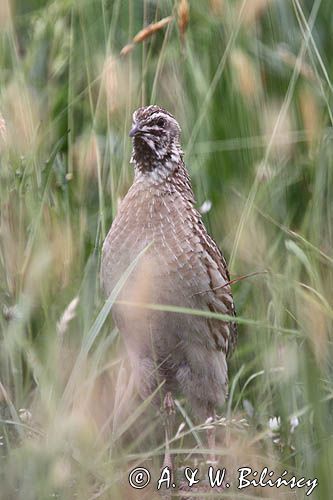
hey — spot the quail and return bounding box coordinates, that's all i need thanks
[101,105,237,469]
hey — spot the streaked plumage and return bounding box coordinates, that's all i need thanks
[101,105,237,423]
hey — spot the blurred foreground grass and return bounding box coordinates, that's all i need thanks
[0,0,332,498]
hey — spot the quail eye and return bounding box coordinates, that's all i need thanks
[156,117,165,127]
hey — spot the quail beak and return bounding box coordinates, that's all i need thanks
[129,123,141,138]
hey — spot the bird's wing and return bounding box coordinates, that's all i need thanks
[195,219,238,357]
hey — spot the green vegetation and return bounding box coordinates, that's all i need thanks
[0,0,332,498]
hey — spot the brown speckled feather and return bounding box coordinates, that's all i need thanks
[101,106,237,419]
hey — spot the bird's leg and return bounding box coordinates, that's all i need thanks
[207,426,217,464]
[206,409,218,465]
[162,391,176,478]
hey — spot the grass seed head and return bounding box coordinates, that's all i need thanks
[178,0,189,39]
[121,16,173,55]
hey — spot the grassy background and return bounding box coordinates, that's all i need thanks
[0,0,332,498]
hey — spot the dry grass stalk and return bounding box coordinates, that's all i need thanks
[0,0,11,29]
[209,0,225,16]
[263,100,294,159]
[2,80,41,154]
[120,16,173,56]
[299,84,321,146]
[0,112,6,142]
[101,56,127,113]
[240,0,273,26]
[277,45,315,82]
[298,289,329,365]
[178,0,189,40]
[231,48,260,99]
[57,296,79,340]
[73,132,100,181]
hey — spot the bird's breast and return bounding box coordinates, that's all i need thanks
[101,184,208,304]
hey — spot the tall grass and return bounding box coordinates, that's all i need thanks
[0,0,332,498]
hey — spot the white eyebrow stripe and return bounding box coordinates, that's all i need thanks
[149,111,169,119]
[132,107,181,134]
[146,114,170,124]
[146,114,178,128]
